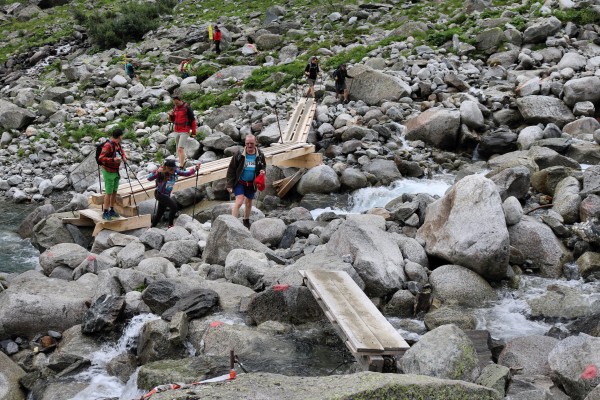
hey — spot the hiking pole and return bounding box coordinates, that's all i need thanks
[347,77,355,102]
[274,100,283,144]
[192,164,199,220]
[122,160,150,199]
[97,165,103,194]
[122,160,139,216]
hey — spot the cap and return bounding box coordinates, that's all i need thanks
[164,159,176,168]
[255,173,265,191]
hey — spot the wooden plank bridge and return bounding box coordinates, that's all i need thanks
[300,270,410,372]
[63,97,319,235]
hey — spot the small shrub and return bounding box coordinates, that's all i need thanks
[139,137,151,149]
[194,64,219,83]
[554,9,600,25]
[155,149,165,164]
[244,60,306,92]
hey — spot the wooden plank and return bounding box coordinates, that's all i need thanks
[61,217,95,227]
[303,270,384,353]
[283,98,307,142]
[78,208,126,223]
[277,168,305,198]
[326,271,409,352]
[297,101,317,143]
[275,153,322,169]
[288,97,314,143]
[91,214,151,236]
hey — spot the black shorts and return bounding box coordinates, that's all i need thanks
[335,81,347,94]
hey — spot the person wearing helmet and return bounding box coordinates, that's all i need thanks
[304,56,321,98]
[148,159,201,228]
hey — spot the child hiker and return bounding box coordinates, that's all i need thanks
[148,159,201,228]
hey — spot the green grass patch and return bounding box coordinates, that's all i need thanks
[186,88,240,112]
[244,59,307,92]
[194,64,219,83]
[554,9,600,25]
[73,0,177,50]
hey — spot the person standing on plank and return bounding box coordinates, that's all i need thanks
[99,128,126,221]
[226,134,266,229]
[148,159,201,228]
[168,95,197,168]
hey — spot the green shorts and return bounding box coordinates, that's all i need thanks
[102,169,120,194]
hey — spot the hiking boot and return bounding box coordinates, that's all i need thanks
[243,219,251,229]
[109,209,120,219]
[102,211,112,221]
[167,224,174,229]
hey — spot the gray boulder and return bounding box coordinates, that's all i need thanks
[528,285,600,319]
[508,215,571,278]
[429,265,496,307]
[203,215,272,265]
[498,335,558,376]
[487,165,531,201]
[0,351,26,400]
[405,108,461,150]
[159,240,199,267]
[399,324,480,382]
[224,249,269,288]
[145,371,501,400]
[517,125,544,150]
[577,252,600,282]
[18,204,55,238]
[256,33,283,50]
[0,99,35,130]
[363,159,402,185]
[39,243,89,276]
[296,164,341,195]
[137,318,187,365]
[137,355,222,391]
[117,241,145,269]
[460,100,485,130]
[0,272,95,338]
[416,175,510,280]
[502,196,523,226]
[326,215,405,297]
[81,294,125,334]
[552,177,581,224]
[249,218,286,246]
[516,96,574,128]
[348,65,411,105]
[201,66,258,89]
[246,285,323,325]
[523,16,561,43]
[548,334,600,400]
[563,77,600,107]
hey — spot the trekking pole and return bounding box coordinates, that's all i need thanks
[192,164,200,220]
[274,101,283,144]
[97,165,103,194]
[122,160,150,199]
[347,77,355,102]
[122,161,139,216]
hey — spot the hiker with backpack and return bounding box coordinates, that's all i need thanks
[226,134,266,229]
[98,128,126,221]
[214,25,222,54]
[148,159,201,228]
[304,56,321,98]
[333,63,353,104]
[168,95,197,168]
[125,58,138,80]
[179,57,193,79]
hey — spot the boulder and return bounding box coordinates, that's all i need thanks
[563,77,600,107]
[0,272,95,338]
[117,241,146,269]
[249,218,286,246]
[145,371,501,400]
[552,176,581,224]
[137,355,223,391]
[498,335,558,375]
[429,265,496,307]
[200,66,258,90]
[81,294,125,334]
[416,175,510,280]
[516,96,574,128]
[161,289,219,321]
[17,204,55,238]
[348,65,411,105]
[0,99,35,130]
[460,100,485,130]
[399,324,480,382]
[137,318,187,365]
[405,108,461,150]
[159,240,199,267]
[255,33,283,50]
[528,284,600,319]
[326,215,405,297]
[0,351,26,400]
[203,215,273,265]
[487,165,531,201]
[224,249,270,288]
[523,16,561,43]
[141,278,201,315]
[508,216,571,278]
[297,164,341,195]
[363,159,402,185]
[39,243,89,275]
[548,334,600,400]
[246,285,323,325]
[577,252,600,282]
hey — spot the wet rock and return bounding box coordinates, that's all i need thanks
[137,355,223,391]
[81,294,125,334]
[429,265,496,308]
[405,108,460,151]
[498,335,558,375]
[417,175,509,280]
[161,289,219,321]
[246,285,323,325]
[548,334,600,400]
[399,324,480,382]
[424,306,477,331]
[576,252,600,282]
[137,318,187,365]
[528,284,600,319]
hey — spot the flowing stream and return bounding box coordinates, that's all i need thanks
[0,201,40,274]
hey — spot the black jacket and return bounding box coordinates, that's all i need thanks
[305,62,319,79]
[226,147,266,189]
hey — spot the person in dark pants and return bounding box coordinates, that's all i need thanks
[333,63,353,103]
[225,134,266,229]
[214,25,222,54]
[148,159,201,228]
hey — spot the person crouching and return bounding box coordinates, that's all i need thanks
[148,159,201,229]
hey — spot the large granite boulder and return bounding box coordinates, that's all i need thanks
[516,96,574,128]
[405,108,461,150]
[498,335,558,376]
[417,175,510,280]
[348,64,411,105]
[429,265,497,307]
[0,351,26,400]
[326,215,405,297]
[0,99,35,129]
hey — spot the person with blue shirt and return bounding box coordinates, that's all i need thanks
[226,134,266,229]
[148,159,201,228]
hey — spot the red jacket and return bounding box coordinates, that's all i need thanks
[169,102,197,135]
[214,30,221,41]
[99,140,125,173]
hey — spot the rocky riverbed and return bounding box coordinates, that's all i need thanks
[2,0,600,399]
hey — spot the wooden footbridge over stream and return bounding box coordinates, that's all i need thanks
[62,97,320,236]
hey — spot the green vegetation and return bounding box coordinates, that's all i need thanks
[66,124,104,142]
[73,0,177,50]
[155,149,165,164]
[194,64,219,83]
[554,9,600,25]
[244,59,306,92]
[139,137,151,149]
[183,89,240,113]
